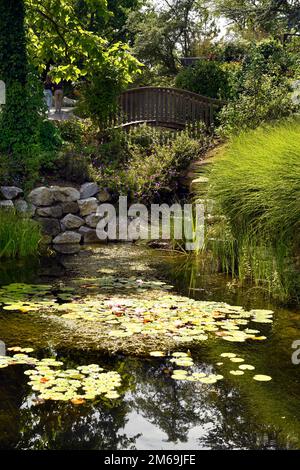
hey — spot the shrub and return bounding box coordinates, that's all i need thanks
[97,127,211,203]
[55,119,86,145]
[205,118,300,303]
[0,210,41,259]
[0,70,62,186]
[54,149,96,184]
[77,62,128,128]
[218,39,299,136]
[175,60,231,100]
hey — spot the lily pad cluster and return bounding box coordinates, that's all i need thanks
[0,283,71,313]
[79,276,174,292]
[0,353,38,369]
[0,351,122,403]
[219,353,272,382]
[250,310,274,324]
[0,282,274,349]
[171,369,224,384]
[167,351,223,383]
[26,364,122,403]
[148,349,272,385]
[53,295,273,347]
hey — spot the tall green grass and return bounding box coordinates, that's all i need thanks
[202,118,300,303]
[0,210,41,259]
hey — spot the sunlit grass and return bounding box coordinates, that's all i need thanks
[200,117,300,303]
[0,210,41,258]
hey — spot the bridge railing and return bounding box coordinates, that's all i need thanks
[112,87,225,131]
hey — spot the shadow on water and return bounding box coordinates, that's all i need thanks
[0,245,300,450]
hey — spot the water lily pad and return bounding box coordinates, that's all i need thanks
[239,364,255,370]
[150,351,166,357]
[230,370,244,376]
[253,374,272,382]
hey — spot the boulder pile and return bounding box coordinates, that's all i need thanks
[0,183,112,248]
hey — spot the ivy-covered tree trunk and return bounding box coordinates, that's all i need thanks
[0,0,39,169]
[0,0,27,86]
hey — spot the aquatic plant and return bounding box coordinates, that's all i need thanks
[201,118,300,303]
[0,210,41,259]
[0,280,274,348]
[0,351,122,403]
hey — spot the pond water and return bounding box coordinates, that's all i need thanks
[0,244,300,450]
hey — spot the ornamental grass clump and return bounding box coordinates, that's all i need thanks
[205,118,300,302]
[0,210,41,258]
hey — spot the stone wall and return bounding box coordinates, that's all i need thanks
[0,184,111,249]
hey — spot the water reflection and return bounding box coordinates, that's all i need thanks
[0,353,294,450]
[0,246,300,449]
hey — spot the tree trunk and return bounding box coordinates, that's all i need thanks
[0,0,35,161]
[0,0,27,86]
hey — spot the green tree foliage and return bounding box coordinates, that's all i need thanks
[75,0,142,43]
[218,39,298,135]
[213,0,300,37]
[128,0,218,77]
[25,0,140,82]
[175,60,231,99]
[0,0,140,183]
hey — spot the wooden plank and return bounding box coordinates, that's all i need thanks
[117,86,225,132]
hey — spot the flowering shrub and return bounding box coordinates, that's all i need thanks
[96,127,210,203]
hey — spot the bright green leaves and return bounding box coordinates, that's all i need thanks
[25,0,140,83]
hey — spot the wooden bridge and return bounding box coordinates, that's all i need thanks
[114,87,225,131]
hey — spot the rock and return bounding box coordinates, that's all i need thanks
[35,217,61,237]
[0,186,23,200]
[62,96,76,107]
[27,203,36,217]
[97,189,112,203]
[28,187,54,207]
[79,226,100,244]
[14,199,28,213]
[78,197,98,217]
[53,231,82,245]
[51,186,80,203]
[36,205,63,218]
[0,200,14,210]
[61,213,85,230]
[53,244,81,255]
[80,182,99,199]
[85,213,101,228]
[61,201,79,215]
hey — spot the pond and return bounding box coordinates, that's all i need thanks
[0,244,300,450]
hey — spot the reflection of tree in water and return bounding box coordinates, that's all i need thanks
[17,401,140,450]
[0,355,296,450]
[128,361,216,444]
[128,360,289,449]
[0,359,140,450]
[0,367,25,449]
[200,384,285,450]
